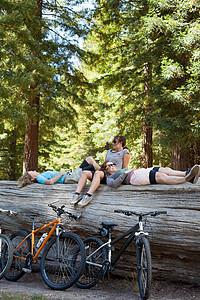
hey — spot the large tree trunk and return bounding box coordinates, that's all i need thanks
[142,62,153,168]
[171,143,191,171]
[0,180,199,286]
[142,121,152,168]
[23,95,39,172]
[23,0,42,172]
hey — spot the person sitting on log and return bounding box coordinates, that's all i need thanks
[71,161,116,207]
[106,164,200,188]
[104,135,130,169]
[71,135,130,206]
[18,157,100,188]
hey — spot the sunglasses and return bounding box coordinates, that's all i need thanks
[105,163,116,169]
[112,140,118,144]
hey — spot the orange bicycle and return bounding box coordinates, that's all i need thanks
[4,202,85,290]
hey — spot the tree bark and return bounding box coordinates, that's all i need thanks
[142,62,153,168]
[23,0,42,172]
[171,143,191,171]
[23,95,39,172]
[0,180,199,285]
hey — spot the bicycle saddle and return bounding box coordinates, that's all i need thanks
[25,213,38,218]
[102,222,118,229]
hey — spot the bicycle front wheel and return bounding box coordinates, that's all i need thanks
[136,237,152,300]
[76,237,106,289]
[40,232,85,290]
[0,233,13,279]
[5,230,31,282]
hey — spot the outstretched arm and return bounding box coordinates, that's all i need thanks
[107,172,128,188]
[42,172,67,185]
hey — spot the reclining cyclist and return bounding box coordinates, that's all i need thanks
[106,164,200,187]
[18,156,100,188]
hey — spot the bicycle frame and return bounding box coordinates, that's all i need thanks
[14,216,61,264]
[86,223,140,269]
[110,223,139,267]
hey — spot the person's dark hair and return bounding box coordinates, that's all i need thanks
[113,135,128,149]
[100,161,114,177]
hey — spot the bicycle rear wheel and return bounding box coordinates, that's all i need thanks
[5,230,31,281]
[40,232,85,290]
[76,237,106,289]
[0,233,13,279]
[136,237,152,300]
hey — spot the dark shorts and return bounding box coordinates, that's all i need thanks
[91,171,106,184]
[79,159,95,172]
[80,160,106,184]
[149,167,160,184]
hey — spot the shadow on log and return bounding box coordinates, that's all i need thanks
[0,180,200,285]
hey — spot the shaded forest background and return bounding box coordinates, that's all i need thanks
[0,0,200,181]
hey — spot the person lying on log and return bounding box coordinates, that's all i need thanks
[18,157,100,188]
[106,164,200,188]
[71,163,200,207]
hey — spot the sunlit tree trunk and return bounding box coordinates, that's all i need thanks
[23,0,42,172]
[23,94,39,172]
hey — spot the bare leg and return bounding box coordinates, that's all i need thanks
[75,171,93,193]
[156,172,186,184]
[159,167,185,177]
[87,171,105,195]
[85,156,100,171]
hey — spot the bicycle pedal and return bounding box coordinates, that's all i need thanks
[99,280,104,284]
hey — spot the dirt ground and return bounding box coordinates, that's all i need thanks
[0,271,200,300]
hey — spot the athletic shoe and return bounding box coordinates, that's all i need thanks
[185,165,200,184]
[78,194,93,207]
[71,193,82,205]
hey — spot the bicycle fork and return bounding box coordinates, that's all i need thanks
[99,229,112,283]
[135,219,149,270]
[55,221,64,261]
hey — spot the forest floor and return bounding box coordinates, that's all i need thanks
[0,271,200,300]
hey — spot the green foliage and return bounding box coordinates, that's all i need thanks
[0,0,91,178]
[1,0,200,179]
[79,0,200,167]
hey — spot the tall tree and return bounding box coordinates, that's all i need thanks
[0,0,90,176]
[81,0,200,169]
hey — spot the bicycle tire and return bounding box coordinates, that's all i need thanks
[0,233,13,279]
[136,237,152,300]
[76,237,106,289]
[5,230,31,282]
[40,232,85,290]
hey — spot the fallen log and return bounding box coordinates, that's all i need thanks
[0,180,199,285]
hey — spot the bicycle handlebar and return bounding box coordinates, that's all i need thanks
[48,203,78,221]
[0,208,18,216]
[114,210,167,218]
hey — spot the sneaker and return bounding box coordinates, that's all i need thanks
[78,194,93,207]
[71,193,82,205]
[185,165,200,184]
